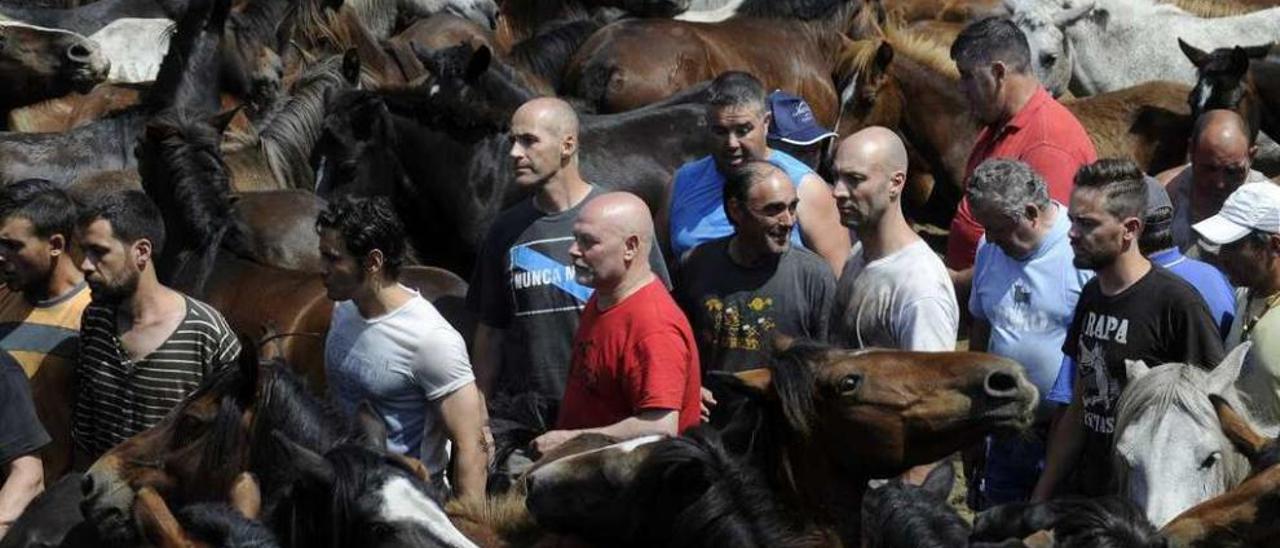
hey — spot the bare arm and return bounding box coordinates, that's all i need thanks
[532,409,678,455]
[438,382,488,503]
[470,323,504,398]
[796,174,850,276]
[1031,385,1086,502]
[0,455,45,539]
[969,318,991,353]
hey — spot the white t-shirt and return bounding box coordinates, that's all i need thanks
[831,239,959,351]
[325,287,475,477]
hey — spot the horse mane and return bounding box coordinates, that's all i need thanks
[620,428,809,547]
[836,21,958,82]
[445,491,541,544]
[174,503,280,548]
[862,480,970,547]
[506,9,616,92]
[1161,0,1254,17]
[1050,496,1164,548]
[230,55,348,190]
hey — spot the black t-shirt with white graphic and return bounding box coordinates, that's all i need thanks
[1063,266,1224,496]
[467,186,669,401]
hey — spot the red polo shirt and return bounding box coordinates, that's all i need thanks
[945,87,1097,269]
[556,278,702,433]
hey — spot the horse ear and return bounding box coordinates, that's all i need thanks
[1124,359,1150,383]
[734,368,775,397]
[321,0,343,13]
[272,430,334,487]
[1242,44,1272,59]
[236,334,260,404]
[1207,341,1251,396]
[133,486,195,548]
[1229,47,1252,76]
[1051,2,1093,28]
[1178,38,1209,67]
[873,41,894,73]
[465,45,492,83]
[354,401,389,450]
[207,0,231,31]
[229,472,263,520]
[1210,394,1268,465]
[919,460,955,501]
[342,49,361,86]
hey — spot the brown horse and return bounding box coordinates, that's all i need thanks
[1161,396,1280,546]
[526,337,1039,545]
[0,21,109,119]
[562,2,881,124]
[836,26,1193,221]
[1180,39,1280,145]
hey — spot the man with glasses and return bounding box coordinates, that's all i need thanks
[1167,110,1269,254]
[1194,181,1280,424]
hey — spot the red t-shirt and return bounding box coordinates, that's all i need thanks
[945,87,1098,269]
[556,278,702,433]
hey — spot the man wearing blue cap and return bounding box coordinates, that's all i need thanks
[664,72,849,275]
[767,89,839,172]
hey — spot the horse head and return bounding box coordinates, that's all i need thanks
[1007,0,1092,97]
[0,22,109,110]
[314,90,407,199]
[269,410,478,548]
[729,338,1038,480]
[834,37,898,137]
[1179,38,1269,139]
[1114,342,1257,528]
[414,41,538,122]
[133,473,277,548]
[81,337,265,545]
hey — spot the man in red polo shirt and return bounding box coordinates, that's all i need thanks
[947,17,1097,291]
[531,192,701,455]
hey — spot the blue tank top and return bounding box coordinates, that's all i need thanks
[669,151,812,261]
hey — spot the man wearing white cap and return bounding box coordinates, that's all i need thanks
[1194,182,1280,423]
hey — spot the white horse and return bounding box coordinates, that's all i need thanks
[1011,0,1280,96]
[87,18,171,83]
[1114,342,1278,528]
[1005,0,1093,97]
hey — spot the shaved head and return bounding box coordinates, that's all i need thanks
[580,192,653,244]
[513,97,579,141]
[1192,109,1251,153]
[838,126,909,177]
[570,192,655,291]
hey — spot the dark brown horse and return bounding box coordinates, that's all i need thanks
[1180,39,1280,144]
[527,337,1039,545]
[0,22,109,119]
[562,3,881,124]
[836,26,1193,222]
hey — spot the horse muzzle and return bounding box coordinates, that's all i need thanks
[81,458,140,544]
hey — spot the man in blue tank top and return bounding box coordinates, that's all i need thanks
[664,72,849,275]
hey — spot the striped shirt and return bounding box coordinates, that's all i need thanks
[72,296,241,459]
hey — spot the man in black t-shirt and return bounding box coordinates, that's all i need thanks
[0,358,50,540]
[677,161,834,373]
[1032,160,1225,501]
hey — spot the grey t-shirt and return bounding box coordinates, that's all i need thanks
[467,185,670,401]
[676,237,835,373]
[831,239,959,351]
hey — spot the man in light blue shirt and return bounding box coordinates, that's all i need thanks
[967,159,1093,507]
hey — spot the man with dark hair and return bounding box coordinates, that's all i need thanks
[72,191,241,464]
[1164,109,1269,252]
[666,71,849,275]
[1195,182,1280,435]
[320,196,488,502]
[966,159,1092,507]
[1032,159,1224,500]
[947,17,1097,295]
[677,161,835,374]
[0,180,90,485]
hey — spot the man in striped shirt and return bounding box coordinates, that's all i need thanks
[70,192,241,463]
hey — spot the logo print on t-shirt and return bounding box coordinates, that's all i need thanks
[702,296,778,351]
[509,238,594,316]
[1079,340,1117,433]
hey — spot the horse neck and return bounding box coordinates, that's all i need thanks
[256,70,344,190]
[146,26,224,113]
[887,54,977,188]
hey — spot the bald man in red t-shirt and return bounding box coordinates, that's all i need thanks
[947,18,1097,291]
[531,192,701,455]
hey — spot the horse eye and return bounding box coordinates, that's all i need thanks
[1040,52,1058,66]
[838,374,863,394]
[1200,452,1221,469]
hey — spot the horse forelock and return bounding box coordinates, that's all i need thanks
[835,23,958,84]
[769,342,823,441]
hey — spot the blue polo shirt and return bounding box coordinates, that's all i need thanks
[668,150,811,261]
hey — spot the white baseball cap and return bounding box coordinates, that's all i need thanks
[1193,182,1280,245]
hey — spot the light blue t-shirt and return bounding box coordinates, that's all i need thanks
[969,204,1093,419]
[1047,248,1236,404]
[669,150,811,261]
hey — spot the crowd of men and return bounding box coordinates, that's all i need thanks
[3,15,1280,536]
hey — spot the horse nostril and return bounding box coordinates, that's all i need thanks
[67,43,93,63]
[81,474,96,496]
[984,370,1020,398]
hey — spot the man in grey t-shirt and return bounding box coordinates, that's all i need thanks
[677,161,834,373]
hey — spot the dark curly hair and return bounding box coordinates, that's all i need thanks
[315,195,408,279]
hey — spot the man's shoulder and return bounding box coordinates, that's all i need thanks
[676,155,716,176]
[182,295,235,331]
[785,245,834,276]
[1148,266,1213,303]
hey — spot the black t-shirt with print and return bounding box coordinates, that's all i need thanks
[1063,266,1225,496]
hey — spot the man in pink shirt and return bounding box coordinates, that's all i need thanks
[947,17,1097,292]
